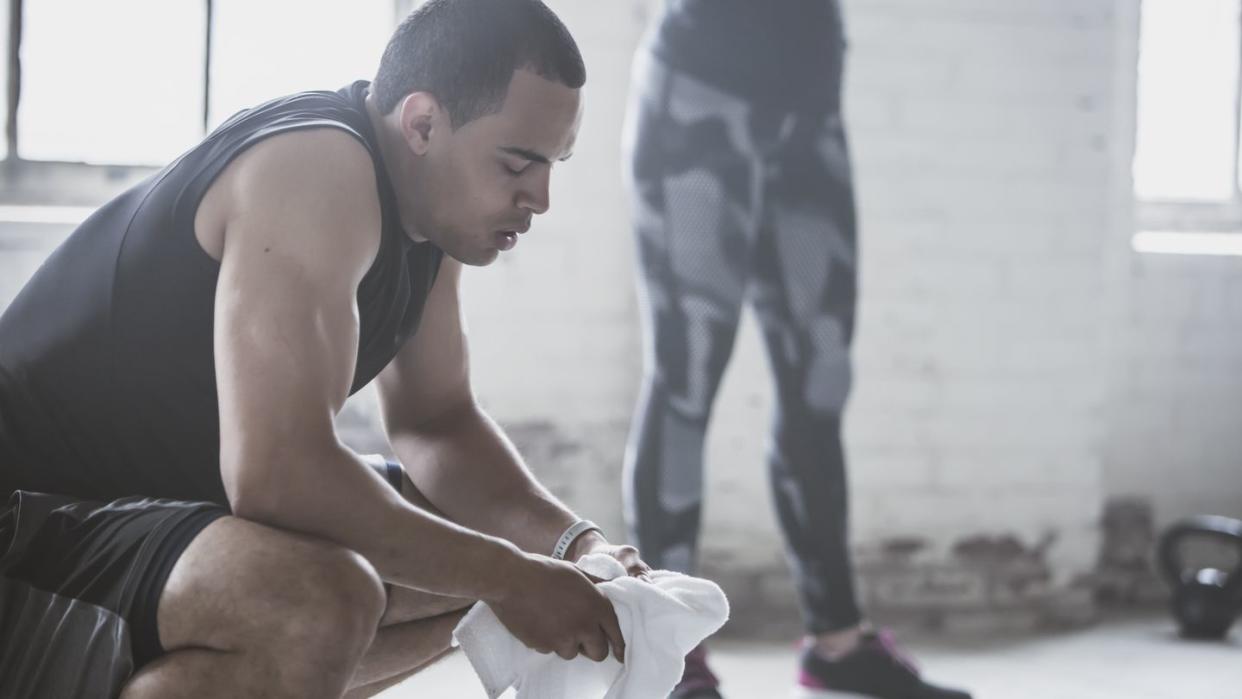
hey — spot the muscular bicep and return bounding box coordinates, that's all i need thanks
[212,129,382,503]
[214,232,359,461]
[376,257,472,432]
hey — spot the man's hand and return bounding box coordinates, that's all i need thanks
[568,531,653,581]
[488,551,627,663]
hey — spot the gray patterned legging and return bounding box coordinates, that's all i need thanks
[622,51,861,633]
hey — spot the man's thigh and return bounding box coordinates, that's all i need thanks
[154,515,384,653]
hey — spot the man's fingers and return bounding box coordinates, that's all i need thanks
[615,545,641,565]
[599,605,626,663]
[626,562,651,577]
[612,546,653,580]
[579,633,610,662]
[555,642,579,660]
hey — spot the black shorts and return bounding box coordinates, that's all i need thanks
[0,457,405,698]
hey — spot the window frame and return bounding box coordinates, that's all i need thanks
[0,0,405,209]
[0,0,210,204]
[1135,0,1242,234]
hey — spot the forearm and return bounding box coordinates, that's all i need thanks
[225,440,519,601]
[388,403,599,557]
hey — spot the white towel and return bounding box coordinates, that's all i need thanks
[452,554,730,699]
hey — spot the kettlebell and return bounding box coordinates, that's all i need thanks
[1156,514,1242,639]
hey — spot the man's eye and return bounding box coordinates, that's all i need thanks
[502,161,527,176]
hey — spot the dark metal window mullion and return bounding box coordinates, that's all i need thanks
[5,0,21,161]
[202,0,213,134]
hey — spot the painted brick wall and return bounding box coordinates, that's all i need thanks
[839,0,1118,609]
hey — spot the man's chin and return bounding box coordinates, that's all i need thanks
[446,246,500,267]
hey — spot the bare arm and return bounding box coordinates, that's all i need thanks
[377,259,611,561]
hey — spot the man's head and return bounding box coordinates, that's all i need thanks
[371,0,586,265]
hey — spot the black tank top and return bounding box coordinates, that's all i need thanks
[646,0,846,112]
[0,81,443,505]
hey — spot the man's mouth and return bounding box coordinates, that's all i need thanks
[495,230,519,251]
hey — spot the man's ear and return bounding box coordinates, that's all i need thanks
[398,92,444,155]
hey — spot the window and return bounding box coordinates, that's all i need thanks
[1134,0,1242,254]
[1,0,396,171]
[20,0,206,165]
[209,0,392,127]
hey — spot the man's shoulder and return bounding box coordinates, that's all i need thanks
[197,126,383,270]
[211,127,384,280]
[232,127,378,200]
[217,127,383,235]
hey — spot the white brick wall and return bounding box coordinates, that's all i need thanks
[828,0,1116,580]
[1104,249,1242,524]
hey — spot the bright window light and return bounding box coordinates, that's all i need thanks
[208,0,393,128]
[1133,230,1242,256]
[1134,0,1241,202]
[0,204,95,225]
[19,1,206,166]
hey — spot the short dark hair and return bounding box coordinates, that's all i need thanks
[372,0,586,127]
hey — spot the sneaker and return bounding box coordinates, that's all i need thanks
[669,644,723,698]
[793,629,972,699]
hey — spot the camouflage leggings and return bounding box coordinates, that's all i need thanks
[622,51,861,633]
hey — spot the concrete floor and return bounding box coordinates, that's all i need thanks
[377,614,1241,698]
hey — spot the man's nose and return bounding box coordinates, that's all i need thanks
[518,169,551,215]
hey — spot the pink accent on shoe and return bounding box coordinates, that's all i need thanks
[873,629,920,675]
[798,668,830,690]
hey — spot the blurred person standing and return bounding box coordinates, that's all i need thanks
[622,2,972,697]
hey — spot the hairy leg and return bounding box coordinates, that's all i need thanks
[345,609,467,698]
[120,517,386,699]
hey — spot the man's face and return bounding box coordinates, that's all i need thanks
[417,69,582,266]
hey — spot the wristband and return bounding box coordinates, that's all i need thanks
[552,519,602,560]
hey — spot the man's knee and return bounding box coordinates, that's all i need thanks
[144,519,387,697]
[243,544,385,697]
[285,544,386,645]
[160,518,385,658]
